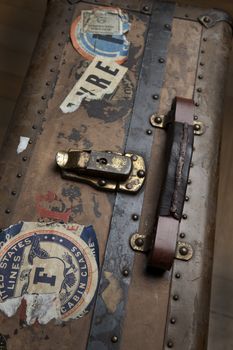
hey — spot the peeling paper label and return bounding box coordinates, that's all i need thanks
[60,57,127,113]
[0,222,99,324]
[17,136,30,154]
[71,7,130,63]
[81,9,123,35]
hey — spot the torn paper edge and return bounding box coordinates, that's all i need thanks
[60,57,128,113]
[17,136,30,154]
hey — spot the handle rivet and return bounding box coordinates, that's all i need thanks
[152,94,159,100]
[194,124,201,131]
[135,237,144,247]
[173,294,179,301]
[158,57,165,63]
[179,246,188,256]
[180,232,186,238]
[155,116,162,124]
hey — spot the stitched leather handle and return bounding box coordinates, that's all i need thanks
[148,97,194,271]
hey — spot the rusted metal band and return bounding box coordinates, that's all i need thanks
[87,2,175,349]
[148,97,194,271]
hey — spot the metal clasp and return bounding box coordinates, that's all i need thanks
[56,149,146,193]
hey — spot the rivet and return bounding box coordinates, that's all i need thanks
[22,156,27,161]
[179,246,188,256]
[194,115,198,120]
[98,179,106,187]
[58,42,62,46]
[200,62,205,66]
[158,57,165,63]
[167,340,174,348]
[37,110,43,115]
[203,37,207,42]
[17,173,22,178]
[32,125,37,129]
[50,68,55,72]
[175,273,181,279]
[146,129,152,135]
[197,88,202,93]
[155,116,162,124]
[180,232,185,238]
[111,335,118,343]
[203,16,210,23]
[54,55,59,60]
[132,155,138,161]
[182,214,187,220]
[137,170,145,178]
[132,214,139,221]
[143,5,149,11]
[41,95,46,100]
[126,183,133,190]
[152,94,159,100]
[195,102,200,107]
[185,196,189,201]
[164,23,171,30]
[173,294,179,301]
[11,191,17,196]
[198,74,203,79]
[46,81,51,86]
[29,139,33,144]
[135,237,144,247]
[188,179,191,184]
[201,50,205,54]
[122,268,129,277]
[194,124,201,131]
[5,209,10,214]
[170,317,176,324]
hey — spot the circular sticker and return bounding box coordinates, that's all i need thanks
[70,7,130,64]
[0,227,98,321]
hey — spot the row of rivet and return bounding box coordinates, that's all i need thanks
[165,26,208,348]
[3,4,74,218]
[108,16,173,345]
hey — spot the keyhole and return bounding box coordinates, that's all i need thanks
[97,158,108,165]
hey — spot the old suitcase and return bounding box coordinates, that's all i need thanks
[0,0,232,349]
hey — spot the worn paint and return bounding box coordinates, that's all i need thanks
[36,191,72,223]
[101,272,123,314]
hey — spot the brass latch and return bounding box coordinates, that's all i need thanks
[56,149,146,193]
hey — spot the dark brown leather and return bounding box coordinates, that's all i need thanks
[148,97,194,270]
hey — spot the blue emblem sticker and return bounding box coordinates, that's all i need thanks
[0,222,99,323]
[70,7,131,64]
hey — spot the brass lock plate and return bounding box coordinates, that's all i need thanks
[56,150,146,193]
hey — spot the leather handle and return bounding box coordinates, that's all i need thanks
[148,97,194,270]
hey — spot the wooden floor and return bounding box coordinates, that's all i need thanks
[0,1,233,349]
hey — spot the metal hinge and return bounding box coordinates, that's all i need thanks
[56,149,146,193]
[198,10,233,30]
[130,233,193,262]
[150,113,205,135]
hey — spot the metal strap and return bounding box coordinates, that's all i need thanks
[87,2,175,349]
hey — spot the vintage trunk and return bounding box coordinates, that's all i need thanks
[0,0,232,349]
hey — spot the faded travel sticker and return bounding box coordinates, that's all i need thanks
[0,222,99,324]
[70,7,131,63]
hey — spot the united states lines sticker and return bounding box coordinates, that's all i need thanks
[0,223,99,324]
